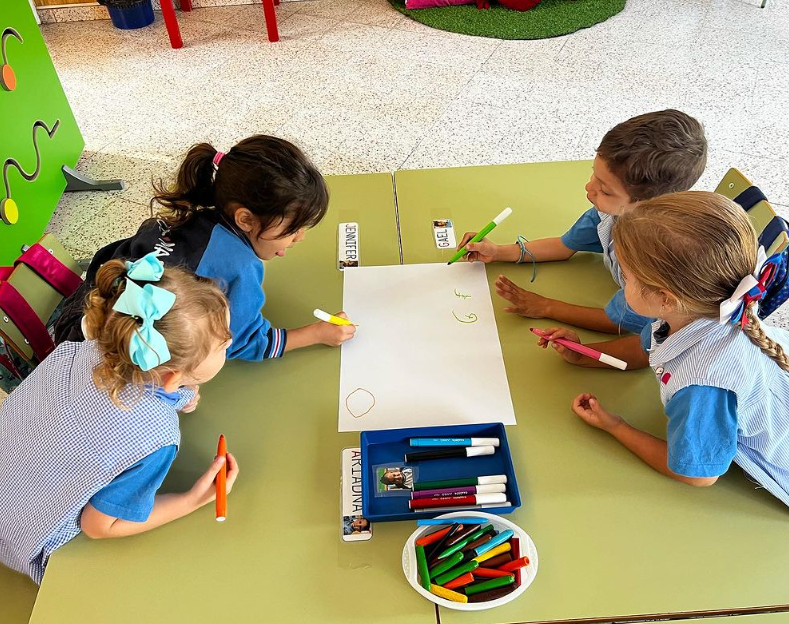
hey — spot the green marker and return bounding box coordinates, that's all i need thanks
[428,551,464,579]
[434,560,480,586]
[463,574,515,595]
[447,207,513,265]
[415,545,431,591]
[437,524,495,560]
[413,475,507,492]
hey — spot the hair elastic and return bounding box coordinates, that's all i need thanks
[515,235,537,282]
[212,150,225,171]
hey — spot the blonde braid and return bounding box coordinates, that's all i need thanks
[742,305,789,373]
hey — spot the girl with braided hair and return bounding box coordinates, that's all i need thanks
[537,191,789,504]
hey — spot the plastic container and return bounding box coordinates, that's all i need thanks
[361,423,520,522]
[107,0,155,29]
[402,511,538,611]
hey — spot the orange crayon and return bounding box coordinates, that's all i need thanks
[216,435,227,522]
[416,526,453,547]
[443,572,475,590]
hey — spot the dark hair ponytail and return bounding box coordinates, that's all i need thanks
[152,143,216,226]
[152,135,329,237]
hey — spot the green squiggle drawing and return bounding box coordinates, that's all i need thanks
[452,311,478,324]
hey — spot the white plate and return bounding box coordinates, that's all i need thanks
[401,511,538,611]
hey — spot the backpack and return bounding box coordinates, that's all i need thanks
[732,185,789,319]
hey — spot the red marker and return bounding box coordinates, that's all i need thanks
[498,556,530,572]
[409,493,506,510]
[473,567,512,579]
[215,435,227,522]
[530,327,627,370]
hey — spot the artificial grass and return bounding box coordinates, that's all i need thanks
[389,0,626,40]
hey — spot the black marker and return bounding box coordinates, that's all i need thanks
[404,445,495,463]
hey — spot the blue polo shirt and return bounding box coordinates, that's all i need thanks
[88,388,181,522]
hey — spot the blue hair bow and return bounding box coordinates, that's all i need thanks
[112,253,175,371]
[125,254,165,282]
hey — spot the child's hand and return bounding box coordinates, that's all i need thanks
[495,275,551,318]
[313,312,356,347]
[188,452,240,508]
[458,232,501,263]
[571,394,623,433]
[536,327,584,365]
[180,385,201,413]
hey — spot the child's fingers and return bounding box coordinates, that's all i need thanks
[497,275,517,289]
[334,311,349,319]
[225,452,240,491]
[571,394,593,415]
[196,455,226,490]
[458,232,478,249]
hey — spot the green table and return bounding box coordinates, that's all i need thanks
[29,173,436,624]
[24,163,789,624]
[395,162,789,624]
[0,562,38,624]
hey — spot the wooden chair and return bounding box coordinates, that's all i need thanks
[715,167,789,257]
[160,0,280,49]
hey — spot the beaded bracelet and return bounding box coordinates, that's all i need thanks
[515,235,537,283]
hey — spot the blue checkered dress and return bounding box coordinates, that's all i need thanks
[0,341,189,584]
[646,318,789,507]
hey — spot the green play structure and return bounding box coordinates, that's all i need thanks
[0,0,122,266]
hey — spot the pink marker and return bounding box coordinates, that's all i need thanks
[530,328,628,370]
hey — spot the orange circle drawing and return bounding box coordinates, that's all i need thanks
[1,64,15,91]
[0,198,19,225]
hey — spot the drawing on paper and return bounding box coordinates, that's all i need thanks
[345,387,376,418]
[338,262,516,432]
[452,311,478,324]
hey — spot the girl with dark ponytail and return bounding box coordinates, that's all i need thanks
[55,135,356,361]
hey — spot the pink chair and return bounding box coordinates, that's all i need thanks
[159,0,279,48]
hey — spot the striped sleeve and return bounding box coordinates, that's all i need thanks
[264,327,287,359]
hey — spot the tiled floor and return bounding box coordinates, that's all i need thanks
[40,0,788,326]
[1,0,783,408]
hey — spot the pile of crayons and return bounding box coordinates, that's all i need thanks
[413,518,529,604]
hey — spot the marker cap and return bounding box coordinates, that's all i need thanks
[599,353,628,370]
[473,493,507,505]
[470,438,500,447]
[492,207,513,225]
[477,475,507,485]
[466,445,495,457]
[313,309,331,323]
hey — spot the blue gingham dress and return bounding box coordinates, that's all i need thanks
[646,318,789,507]
[596,212,623,287]
[0,341,189,584]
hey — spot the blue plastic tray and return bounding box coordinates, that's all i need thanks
[360,423,520,522]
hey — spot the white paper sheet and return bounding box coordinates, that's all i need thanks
[338,262,516,432]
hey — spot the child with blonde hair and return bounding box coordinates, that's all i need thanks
[540,192,789,503]
[0,254,239,584]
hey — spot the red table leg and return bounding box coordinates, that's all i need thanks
[261,0,279,42]
[160,0,183,48]
[180,0,192,11]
